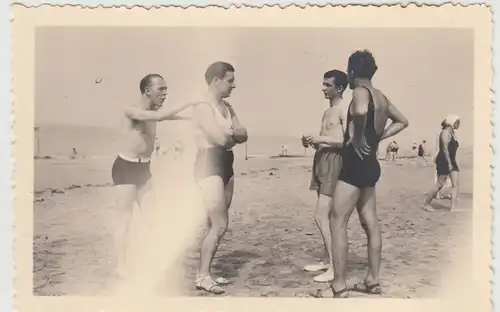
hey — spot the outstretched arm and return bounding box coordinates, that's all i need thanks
[124,101,196,122]
[380,97,409,141]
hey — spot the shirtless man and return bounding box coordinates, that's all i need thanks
[301,69,348,283]
[111,73,195,279]
[312,50,409,298]
[192,62,248,294]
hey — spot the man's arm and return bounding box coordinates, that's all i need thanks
[124,102,195,122]
[193,103,236,148]
[226,103,248,144]
[380,97,409,141]
[351,87,370,141]
[226,103,242,129]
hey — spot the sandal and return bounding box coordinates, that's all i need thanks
[195,276,225,294]
[351,281,382,295]
[310,286,350,298]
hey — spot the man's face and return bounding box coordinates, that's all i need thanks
[321,77,339,99]
[454,120,461,130]
[214,71,236,98]
[145,77,168,110]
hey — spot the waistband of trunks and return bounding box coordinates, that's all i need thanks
[199,146,233,153]
[316,146,343,153]
[118,153,151,163]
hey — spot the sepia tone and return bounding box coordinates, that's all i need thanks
[13,4,492,312]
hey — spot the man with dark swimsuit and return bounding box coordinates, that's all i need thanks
[312,50,409,298]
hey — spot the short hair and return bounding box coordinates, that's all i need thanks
[205,62,235,84]
[323,70,348,92]
[347,50,378,79]
[140,73,164,94]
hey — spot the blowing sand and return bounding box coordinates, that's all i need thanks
[33,151,472,298]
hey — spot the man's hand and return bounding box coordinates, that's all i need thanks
[305,136,323,146]
[349,136,371,159]
[233,127,248,144]
[301,135,309,148]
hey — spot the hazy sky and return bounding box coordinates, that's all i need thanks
[35,27,473,147]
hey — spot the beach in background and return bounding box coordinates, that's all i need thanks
[33,146,472,297]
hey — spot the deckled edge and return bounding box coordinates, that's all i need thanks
[9,1,495,10]
[9,2,497,312]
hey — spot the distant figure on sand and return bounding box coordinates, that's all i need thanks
[111,74,196,280]
[70,148,78,159]
[418,140,428,162]
[423,115,461,211]
[155,137,161,156]
[301,69,348,283]
[412,141,418,155]
[385,140,398,161]
[280,145,288,156]
[192,62,248,294]
[313,50,409,298]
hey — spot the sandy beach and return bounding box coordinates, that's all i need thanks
[33,148,473,298]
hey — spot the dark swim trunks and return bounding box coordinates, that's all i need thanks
[338,86,381,188]
[309,147,343,196]
[111,155,152,186]
[194,147,234,185]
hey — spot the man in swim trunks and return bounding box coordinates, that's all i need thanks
[111,73,196,279]
[192,62,248,294]
[301,69,348,283]
[313,50,409,298]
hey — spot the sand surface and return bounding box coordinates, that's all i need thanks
[33,152,473,298]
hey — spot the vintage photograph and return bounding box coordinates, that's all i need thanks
[13,4,492,312]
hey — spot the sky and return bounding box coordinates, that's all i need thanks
[35,27,474,148]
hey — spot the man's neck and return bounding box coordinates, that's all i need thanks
[329,96,343,107]
[207,88,224,105]
[140,96,152,110]
[355,78,372,88]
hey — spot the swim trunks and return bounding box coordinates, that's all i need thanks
[309,147,343,196]
[338,86,381,188]
[194,147,234,185]
[111,154,152,186]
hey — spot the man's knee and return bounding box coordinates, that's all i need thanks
[212,221,228,237]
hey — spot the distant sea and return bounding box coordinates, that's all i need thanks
[34,123,473,160]
[34,124,312,158]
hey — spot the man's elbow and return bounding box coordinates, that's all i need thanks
[401,119,409,128]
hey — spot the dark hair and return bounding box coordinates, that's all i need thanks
[205,62,235,84]
[347,50,378,79]
[441,120,447,129]
[140,74,164,94]
[324,69,348,93]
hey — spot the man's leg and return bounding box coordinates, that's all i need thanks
[352,187,382,293]
[197,175,228,293]
[113,184,137,278]
[312,193,334,282]
[329,181,360,293]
